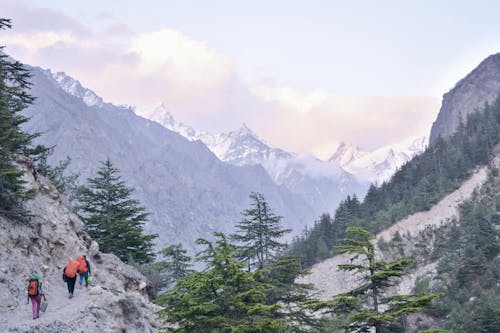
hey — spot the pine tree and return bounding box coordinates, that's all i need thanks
[75,158,157,263]
[231,192,290,270]
[137,244,192,299]
[332,227,441,333]
[0,18,47,217]
[156,233,287,332]
[160,243,192,282]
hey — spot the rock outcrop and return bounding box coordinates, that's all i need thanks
[430,53,500,144]
[0,157,160,332]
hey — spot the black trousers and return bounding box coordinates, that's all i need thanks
[66,276,76,294]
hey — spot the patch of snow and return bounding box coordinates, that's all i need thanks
[44,70,104,108]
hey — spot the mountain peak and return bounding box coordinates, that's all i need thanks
[235,123,255,136]
[328,141,365,166]
[45,70,104,108]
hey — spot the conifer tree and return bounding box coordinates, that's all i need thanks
[332,227,441,333]
[157,233,288,332]
[231,192,290,270]
[0,18,47,217]
[76,158,157,263]
[231,192,319,331]
[137,244,192,298]
[161,244,192,282]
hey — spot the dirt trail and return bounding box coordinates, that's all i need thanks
[1,274,124,332]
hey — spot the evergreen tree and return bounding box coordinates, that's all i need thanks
[36,152,79,199]
[0,19,46,217]
[231,192,290,270]
[157,233,288,332]
[266,254,320,332]
[332,227,441,333]
[75,158,157,263]
[137,244,192,299]
[160,243,192,282]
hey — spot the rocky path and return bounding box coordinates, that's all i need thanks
[0,163,159,332]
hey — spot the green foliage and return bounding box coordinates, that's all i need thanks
[231,192,290,271]
[136,244,192,299]
[156,233,288,332]
[330,227,441,333]
[423,170,500,332]
[75,158,157,264]
[0,19,47,218]
[157,196,320,332]
[36,152,79,199]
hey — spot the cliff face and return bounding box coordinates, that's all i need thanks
[0,157,160,332]
[430,53,500,144]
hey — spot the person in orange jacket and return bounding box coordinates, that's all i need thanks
[76,255,91,288]
[63,258,79,298]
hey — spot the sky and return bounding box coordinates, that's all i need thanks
[2,0,500,158]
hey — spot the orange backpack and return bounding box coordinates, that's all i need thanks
[65,259,80,278]
[77,256,88,274]
[28,279,39,297]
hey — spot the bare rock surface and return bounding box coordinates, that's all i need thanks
[0,160,160,332]
[430,53,500,143]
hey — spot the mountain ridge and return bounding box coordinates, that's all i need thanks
[21,66,316,252]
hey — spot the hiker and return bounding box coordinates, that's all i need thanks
[27,273,44,319]
[77,255,91,288]
[63,258,79,298]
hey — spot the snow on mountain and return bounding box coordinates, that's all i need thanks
[43,70,104,108]
[135,103,294,182]
[135,103,426,212]
[328,142,368,166]
[134,103,366,215]
[329,137,428,185]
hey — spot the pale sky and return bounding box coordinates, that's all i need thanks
[2,0,500,158]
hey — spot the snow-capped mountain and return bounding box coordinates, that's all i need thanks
[43,70,104,108]
[135,103,367,215]
[135,103,295,180]
[328,142,368,166]
[329,137,428,185]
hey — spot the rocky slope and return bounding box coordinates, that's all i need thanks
[297,159,494,300]
[430,53,500,144]
[0,157,159,332]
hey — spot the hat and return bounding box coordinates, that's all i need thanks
[31,273,39,280]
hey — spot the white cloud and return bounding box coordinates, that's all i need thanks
[253,84,440,154]
[129,29,232,90]
[253,85,328,114]
[1,4,441,156]
[3,31,75,52]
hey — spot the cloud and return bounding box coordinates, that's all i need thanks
[252,83,440,156]
[1,1,441,157]
[124,29,236,117]
[0,0,89,35]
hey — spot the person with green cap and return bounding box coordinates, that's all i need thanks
[27,273,43,319]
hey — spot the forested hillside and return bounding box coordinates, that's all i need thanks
[290,96,500,268]
[418,167,500,332]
